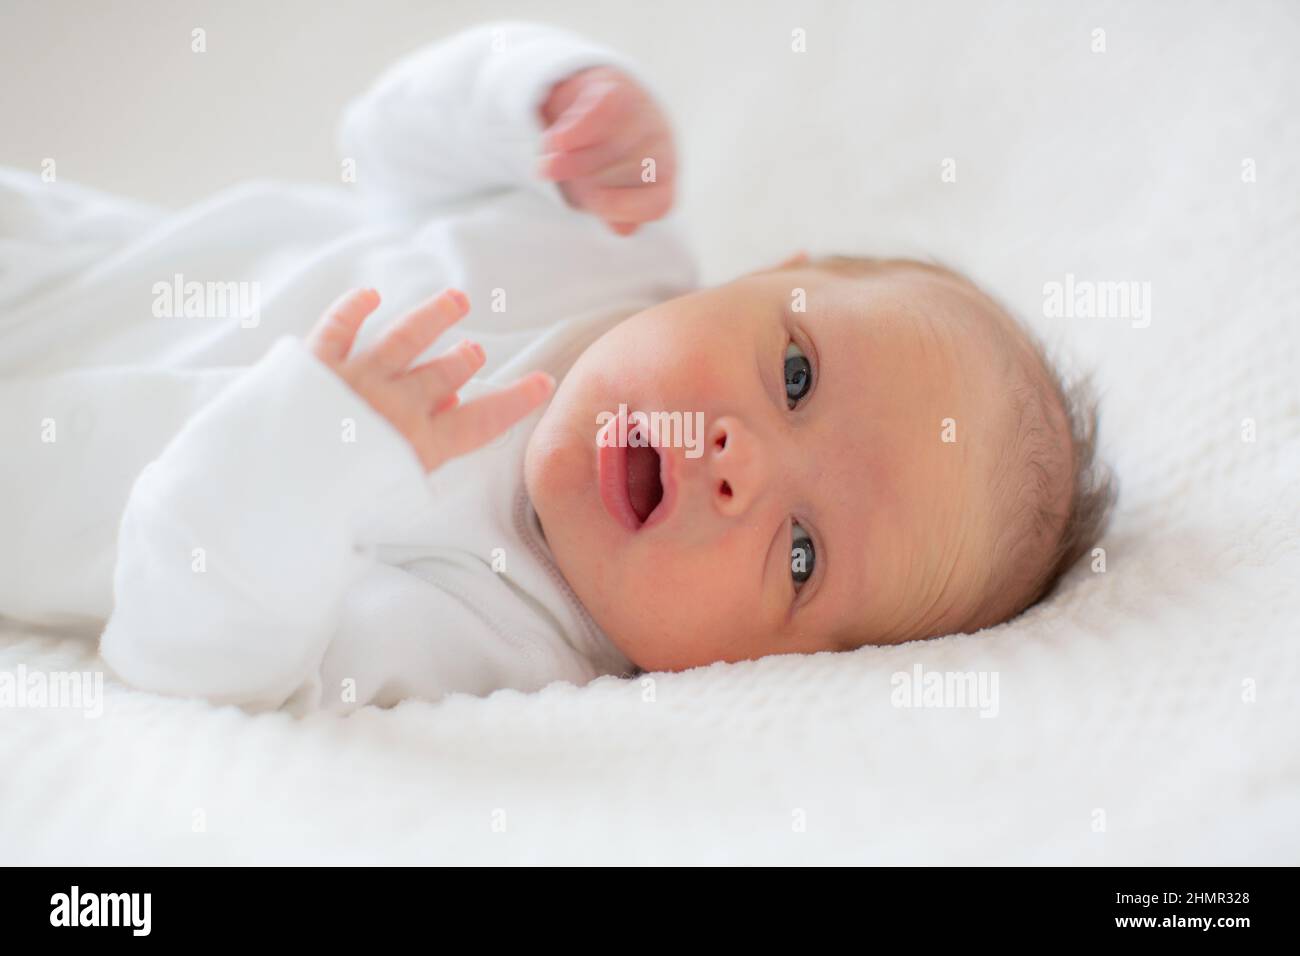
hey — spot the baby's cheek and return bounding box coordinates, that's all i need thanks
[633,537,748,627]
[674,348,738,407]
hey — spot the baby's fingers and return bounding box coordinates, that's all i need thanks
[428,372,555,467]
[538,138,625,182]
[545,79,631,152]
[587,183,674,225]
[308,288,381,366]
[541,115,652,183]
[407,338,485,408]
[363,288,469,377]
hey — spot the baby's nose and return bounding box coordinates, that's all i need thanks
[705,416,767,517]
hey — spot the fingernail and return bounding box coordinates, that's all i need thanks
[447,288,468,310]
[464,340,484,361]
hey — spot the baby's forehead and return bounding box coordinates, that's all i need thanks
[780,263,1009,369]
[819,262,1002,326]
[743,260,1048,644]
[773,258,1076,640]
[810,263,1034,487]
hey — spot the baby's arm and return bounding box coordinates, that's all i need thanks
[100,290,550,712]
[337,20,676,231]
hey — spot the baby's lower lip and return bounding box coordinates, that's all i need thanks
[596,416,643,532]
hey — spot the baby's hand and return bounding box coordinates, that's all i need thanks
[306,288,554,473]
[537,66,677,236]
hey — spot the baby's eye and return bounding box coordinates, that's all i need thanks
[785,341,813,409]
[791,520,815,589]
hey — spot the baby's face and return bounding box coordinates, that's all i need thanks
[524,261,1012,671]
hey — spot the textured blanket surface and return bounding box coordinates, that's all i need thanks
[2,0,1297,864]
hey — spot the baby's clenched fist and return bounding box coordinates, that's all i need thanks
[538,66,677,236]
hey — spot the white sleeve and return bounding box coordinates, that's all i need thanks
[305,559,591,717]
[0,363,247,626]
[98,335,443,713]
[336,19,656,216]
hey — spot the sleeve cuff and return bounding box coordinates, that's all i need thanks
[166,335,434,544]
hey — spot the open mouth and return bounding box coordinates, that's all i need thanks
[625,443,663,523]
[596,410,673,532]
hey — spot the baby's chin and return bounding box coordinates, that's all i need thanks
[523,434,697,671]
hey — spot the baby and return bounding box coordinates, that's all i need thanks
[318,253,1112,679]
[0,21,1114,713]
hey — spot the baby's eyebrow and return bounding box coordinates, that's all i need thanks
[778,288,803,329]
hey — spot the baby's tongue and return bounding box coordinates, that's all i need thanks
[626,445,662,523]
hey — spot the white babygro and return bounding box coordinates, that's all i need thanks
[0,21,697,714]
